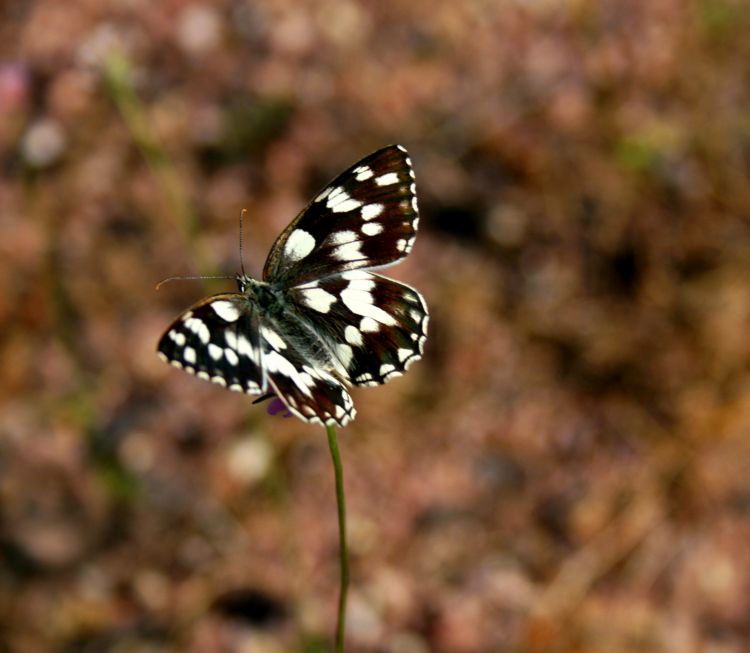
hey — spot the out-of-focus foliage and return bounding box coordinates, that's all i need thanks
[1,1,750,651]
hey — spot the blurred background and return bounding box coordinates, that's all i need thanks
[2,1,750,651]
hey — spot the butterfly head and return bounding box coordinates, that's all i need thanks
[236,274,286,316]
[235,273,253,293]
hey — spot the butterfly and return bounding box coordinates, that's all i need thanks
[157,145,428,427]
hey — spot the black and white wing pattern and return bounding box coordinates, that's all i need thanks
[158,292,357,426]
[158,145,427,427]
[263,145,419,285]
[287,271,428,387]
[157,294,265,395]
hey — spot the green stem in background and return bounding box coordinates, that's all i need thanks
[103,52,206,271]
[326,424,349,653]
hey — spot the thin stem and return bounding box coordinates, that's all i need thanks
[326,424,348,653]
[103,52,208,274]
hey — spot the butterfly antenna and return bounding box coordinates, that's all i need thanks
[155,275,235,291]
[239,208,248,278]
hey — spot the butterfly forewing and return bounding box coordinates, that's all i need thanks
[263,145,418,286]
[158,294,266,395]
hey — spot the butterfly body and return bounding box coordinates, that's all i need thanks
[158,145,428,427]
[238,277,285,316]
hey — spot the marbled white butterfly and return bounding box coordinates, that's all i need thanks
[157,145,428,427]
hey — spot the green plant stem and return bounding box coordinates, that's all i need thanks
[103,52,205,270]
[326,424,348,653]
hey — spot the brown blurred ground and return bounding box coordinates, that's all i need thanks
[2,1,750,652]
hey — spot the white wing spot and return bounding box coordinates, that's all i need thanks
[380,363,397,377]
[396,239,408,252]
[264,350,315,398]
[342,289,397,325]
[185,317,210,344]
[325,186,345,203]
[208,343,223,361]
[169,330,186,346]
[336,343,353,367]
[300,287,337,313]
[283,229,316,262]
[327,187,363,213]
[354,165,373,181]
[229,383,243,392]
[225,348,239,366]
[361,222,383,236]
[212,300,241,322]
[344,325,364,346]
[262,327,288,351]
[158,352,168,362]
[197,371,209,380]
[360,317,380,332]
[315,187,332,202]
[403,291,419,305]
[340,270,372,280]
[237,333,256,359]
[333,198,363,213]
[327,187,356,208]
[211,376,227,387]
[361,204,383,221]
[332,240,363,262]
[398,348,413,362]
[375,172,399,186]
[183,347,197,364]
[411,196,419,213]
[345,276,376,292]
[327,230,357,246]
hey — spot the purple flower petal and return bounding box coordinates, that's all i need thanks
[267,396,292,418]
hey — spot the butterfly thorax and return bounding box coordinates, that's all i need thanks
[237,275,286,317]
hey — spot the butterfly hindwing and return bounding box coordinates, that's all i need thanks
[287,271,428,386]
[262,145,419,286]
[258,320,355,426]
[157,294,266,396]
